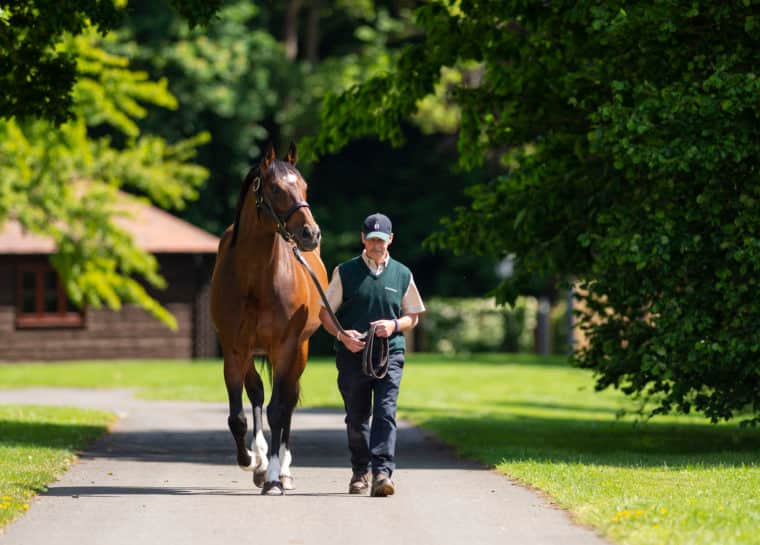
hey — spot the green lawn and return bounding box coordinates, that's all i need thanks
[0,354,758,545]
[0,405,115,528]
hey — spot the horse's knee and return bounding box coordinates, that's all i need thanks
[228,412,247,438]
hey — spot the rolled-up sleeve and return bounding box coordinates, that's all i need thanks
[321,266,343,312]
[401,274,425,315]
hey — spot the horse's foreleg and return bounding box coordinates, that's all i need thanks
[262,376,301,494]
[244,364,268,487]
[224,357,254,470]
[262,375,287,495]
[262,346,306,495]
[278,403,296,490]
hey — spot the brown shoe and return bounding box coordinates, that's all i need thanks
[370,473,395,497]
[348,471,370,494]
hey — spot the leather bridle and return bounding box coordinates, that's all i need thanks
[252,174,310,244]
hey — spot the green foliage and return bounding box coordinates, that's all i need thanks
[119,0,418,235]
[0,28,210,328]
[116,1,498,303]
[420,296,537,354]
[0,0,221,123]
[164,0,225,28]
[314,1,760,423]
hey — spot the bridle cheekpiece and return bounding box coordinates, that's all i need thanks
[252,174,310,244]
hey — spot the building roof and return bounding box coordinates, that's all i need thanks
[0,193,220,255]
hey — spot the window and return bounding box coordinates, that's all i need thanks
[16,264,85,328]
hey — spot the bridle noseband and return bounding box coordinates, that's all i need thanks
[252,175,310,243]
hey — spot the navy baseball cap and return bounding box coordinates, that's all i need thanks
[362,213,392,241]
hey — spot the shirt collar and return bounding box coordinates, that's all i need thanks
[361,250,390,275]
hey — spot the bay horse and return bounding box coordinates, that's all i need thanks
[210,142,327,495]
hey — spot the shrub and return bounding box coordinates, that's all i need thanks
[420,296,538,355]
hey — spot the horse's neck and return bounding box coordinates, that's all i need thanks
[235,206,290,288]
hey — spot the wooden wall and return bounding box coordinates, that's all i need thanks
[0,254,218,362]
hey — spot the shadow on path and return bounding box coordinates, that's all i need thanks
[401,407,760,469]
[41,486,350,498]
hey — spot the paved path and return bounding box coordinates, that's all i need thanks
[0,388,607,545]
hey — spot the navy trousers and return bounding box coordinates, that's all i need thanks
[336,348,404,477]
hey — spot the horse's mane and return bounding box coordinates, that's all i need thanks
[230,166,259,248]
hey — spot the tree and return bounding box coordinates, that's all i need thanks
[0,28,209,328]
[117,0,420,234]
[116,1,500,304]
[0,0,223,124]
[312,1,760,423]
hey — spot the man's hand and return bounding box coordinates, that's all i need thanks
[340,330,366,353]
[370,319,397,338]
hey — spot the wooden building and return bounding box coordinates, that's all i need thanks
[0,197,219,361]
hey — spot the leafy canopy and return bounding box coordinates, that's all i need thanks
[0,28,209,328]
[0,0,222,123]
[313,1,760,423]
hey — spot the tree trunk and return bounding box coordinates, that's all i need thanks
[305,0,322,63]
[535,296,552,356]
[284,0,302,60]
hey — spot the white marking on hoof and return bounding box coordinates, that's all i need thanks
[252,430,269,471]
[266,454,281,483]
[278,444,293,477]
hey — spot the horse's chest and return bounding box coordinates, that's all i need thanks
[240,293,288,348]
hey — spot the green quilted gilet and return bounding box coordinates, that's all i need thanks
[335,256,411,353]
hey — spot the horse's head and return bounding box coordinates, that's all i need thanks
[255,142,321,251]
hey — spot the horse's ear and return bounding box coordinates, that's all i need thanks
[260,142,276,173]
[285,141,298,165]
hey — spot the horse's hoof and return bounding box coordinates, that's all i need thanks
[280,475,295,490]
[237,450,253,470]
[261,481,284,496]
[253,469,267,488]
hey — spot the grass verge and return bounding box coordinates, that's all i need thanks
[0,405,115,529]
[398,355,760,545]
[1,354,758,544]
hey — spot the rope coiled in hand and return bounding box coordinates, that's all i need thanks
[361,323,390,379]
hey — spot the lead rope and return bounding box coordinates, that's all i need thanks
[292,246,390,379]
[361,322,390,379]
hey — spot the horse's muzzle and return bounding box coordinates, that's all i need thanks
[296,224,320,251]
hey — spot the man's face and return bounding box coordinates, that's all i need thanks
[362,232,393,263]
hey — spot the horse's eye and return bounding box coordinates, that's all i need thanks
[271,185,280,195]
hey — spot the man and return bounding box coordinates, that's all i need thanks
[318,212,425,497]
